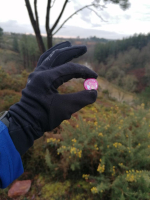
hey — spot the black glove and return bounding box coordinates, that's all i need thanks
[8,41,98,156]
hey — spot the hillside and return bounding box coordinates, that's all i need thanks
[94,33,150,93]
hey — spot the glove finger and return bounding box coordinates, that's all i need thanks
[48,63,98,89]
[36,41,71,67]
[40,45,87,70]
[49,90,97,130]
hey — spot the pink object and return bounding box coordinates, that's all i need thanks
[8,180,32,198]
[84,78,98,90]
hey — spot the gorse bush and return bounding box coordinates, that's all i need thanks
[0,67,12,90]
[0,90,21,111]
[135,86,150,108]
[0,68,29,111]
[0,67,28,91]
[45,103,150,200]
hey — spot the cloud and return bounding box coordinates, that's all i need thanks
[92,23,102,28]
[0,20,129,39]
[105,13,131,24]
[123,14,131,20]
[72,2,93,24]
[101,11,111,20]
[79,9,92,24]
[56,25,129,39]
[0,20,33,33]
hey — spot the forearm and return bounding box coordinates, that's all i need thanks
[0,121,24,189]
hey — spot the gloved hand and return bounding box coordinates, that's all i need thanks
[8,41,98,156]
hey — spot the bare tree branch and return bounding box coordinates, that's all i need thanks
[25,0,45,53]
[34,0,39,27]
[46,0,51,32]
[87,7,107,22]
[25,0,36,29]
[51,0,69,33]
[52,3,106,35]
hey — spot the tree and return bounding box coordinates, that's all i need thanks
[0,27,3,38]
[25,0,130,54]
[19,34,39,70]
[13,36,19,52]
[0,27,3,48]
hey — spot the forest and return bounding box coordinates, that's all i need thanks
[1,27,150,200]
[94,33,150,93]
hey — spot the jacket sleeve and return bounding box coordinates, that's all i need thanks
[0,121,24,189]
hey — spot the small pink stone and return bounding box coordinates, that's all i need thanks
[8,180,32,198]
[84,78,98,90]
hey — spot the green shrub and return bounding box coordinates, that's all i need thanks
[102,89,109,94]
[0,68,29,111]
[41,181,71,200]
[45,104,150,200]
[0,67,12,90]
[0,67,28,92]
[135,86,150,108]
[0,89,21,111]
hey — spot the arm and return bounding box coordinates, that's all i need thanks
[0,119,24,189]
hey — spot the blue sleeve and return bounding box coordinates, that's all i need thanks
[0,121,24,189]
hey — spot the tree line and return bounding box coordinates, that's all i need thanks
[0,27,110,72]
[0,29,41,71]
[94,33,150,93]
[94,33,150,64]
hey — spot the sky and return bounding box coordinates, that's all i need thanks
[0,0,150,39]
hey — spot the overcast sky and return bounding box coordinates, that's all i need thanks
[0,0,150,39]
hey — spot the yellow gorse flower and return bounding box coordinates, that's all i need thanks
[94,121,98,126]
[112,166,115,176]
[113,142,122,148]
[63,120,70,124]
[47,138,60,143]
[82,174,89,180]
[97,164,105,173]
[72,138,77,143]
[70,147,82,158]
[78,150,82,158]
[98,133,103,137]
[125,170,144,182]
[70,147,77,154]
[94,144,98,150]
[126,173,135,182]
[91,187,98,194]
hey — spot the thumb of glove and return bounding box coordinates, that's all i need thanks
[48,90,97,130]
